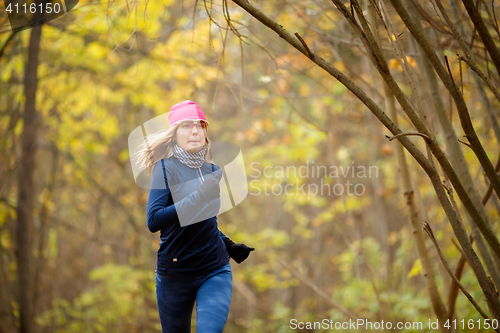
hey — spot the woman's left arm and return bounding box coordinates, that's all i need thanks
[219,230,229,242]
[219,231,255,263]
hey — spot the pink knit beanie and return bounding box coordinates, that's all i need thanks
[168,100,209,127]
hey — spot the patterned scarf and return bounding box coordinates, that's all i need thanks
[173,143,207,169]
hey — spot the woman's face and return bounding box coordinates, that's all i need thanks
[174,120,208,153]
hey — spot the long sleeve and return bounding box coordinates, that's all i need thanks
[219,230,229,242]
[219,230,235,253]
[146,160,202,233]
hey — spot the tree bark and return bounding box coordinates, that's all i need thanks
[0,246,16,333]
[33,145,58,320]
[17,23,43,333]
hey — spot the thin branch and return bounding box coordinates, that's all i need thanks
[459,54,500,106]
[458,138,472,148]
[459,55,463,95]
[377,0,429,124]
[423,222,490,320]
[386,132,431,141]
[308,23,419,56]
[0,32,16,59]
[442,176,464,228]
[444,55,459,93]
[294,32,313,58]
[448,236,473,320]
[483,153,500,205]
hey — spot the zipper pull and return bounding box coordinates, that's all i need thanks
[198,167,205,182]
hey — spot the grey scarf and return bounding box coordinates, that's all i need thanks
[173,143,206,169]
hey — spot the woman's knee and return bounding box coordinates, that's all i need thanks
[195,271,233,332]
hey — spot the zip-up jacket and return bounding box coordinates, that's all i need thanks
[147,156,230,276]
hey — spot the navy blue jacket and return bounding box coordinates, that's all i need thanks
[147,156,230,276]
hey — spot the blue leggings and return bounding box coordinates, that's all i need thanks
[155,262,233,333]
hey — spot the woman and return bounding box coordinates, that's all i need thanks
[136,100,255,333]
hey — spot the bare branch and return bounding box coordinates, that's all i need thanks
[423,222,490,320]
[448,237,473,319]
[386,132,432,141]
[294,32,313,58]
[458,138,472,149]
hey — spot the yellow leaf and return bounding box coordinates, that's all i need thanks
[407,259,422,278]
[389,59,402,71]
[334,60,345,72]
[0,232,11,249]
[406,55,417,68]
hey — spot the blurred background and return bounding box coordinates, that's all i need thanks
[1,0,500,332]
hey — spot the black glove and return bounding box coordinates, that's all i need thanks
[197,176,220,201]
[223,237,255,264]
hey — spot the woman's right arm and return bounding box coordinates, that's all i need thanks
[146,161,203,233]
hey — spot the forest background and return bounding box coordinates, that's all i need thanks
[1,0,500,332]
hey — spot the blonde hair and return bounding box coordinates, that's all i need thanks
[135,122,212,175]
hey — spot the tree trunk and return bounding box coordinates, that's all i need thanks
[17,23,43,333]
[33,145,58,320]
[0,246,16,333]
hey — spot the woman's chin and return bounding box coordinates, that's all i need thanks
[186,143,203,153]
